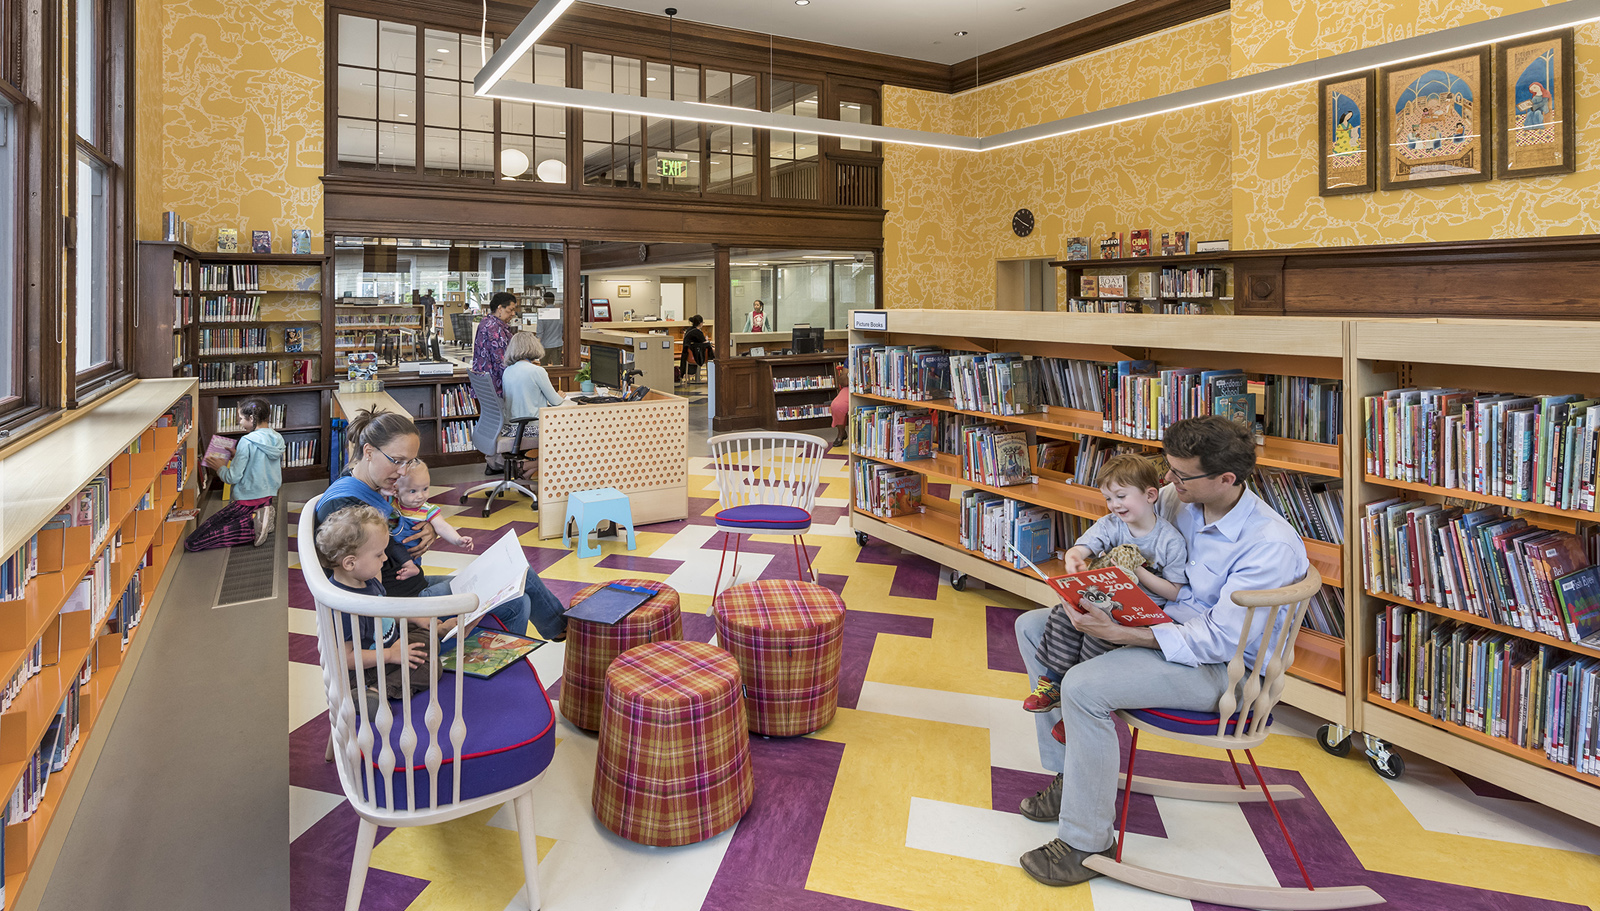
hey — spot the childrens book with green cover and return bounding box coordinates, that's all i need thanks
[441,626,544,679]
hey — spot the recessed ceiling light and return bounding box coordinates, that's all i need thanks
[398,113,410,118]
[647,76,657,81]
[438,48,451,53]
[795,0,808,5]
[954,30,968,36]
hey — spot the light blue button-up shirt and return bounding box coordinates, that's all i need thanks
[1151,486,1310,668]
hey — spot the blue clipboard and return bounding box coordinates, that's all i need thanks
[565,583,654,625]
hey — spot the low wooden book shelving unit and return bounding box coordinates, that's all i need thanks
[0,378,199,903]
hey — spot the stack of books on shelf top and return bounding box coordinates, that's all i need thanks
[1364,387,1600,513]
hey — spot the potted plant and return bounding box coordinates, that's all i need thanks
[575,363,594,394]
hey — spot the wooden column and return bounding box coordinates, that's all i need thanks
[711,246,735,431]
[561,240,582,384]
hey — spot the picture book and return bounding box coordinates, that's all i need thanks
[1035,439,1077,473]
[448,529,531,625]
[216,228,238,253]
[1554,566,1600,644]
[283,328,304,353]
[203,434,237,464]
[1098,273,1128,298]
[1099,233,1123,259]
[1129,229,1151,257]
[440,627,543,679]
[1065,237,1091,261]
[1135,272,1153,300]
[1047,567,1173,626]
[1013,507,1054,570]
[1079,276,1099,298]
[252,230,272,254]
[881,472,923,517]
[292,358,313,385]
[346,351,379,380]
[291,228,311,255]
[1160,232,1174,256]
[566,582,656,624]
[992,431,1031,487]
[1174,231,1191,254]
[1215,393,1255,429]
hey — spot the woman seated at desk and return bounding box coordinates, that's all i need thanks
[501,332,564,477]
[680,314,713,375]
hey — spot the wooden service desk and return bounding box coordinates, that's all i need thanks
[580,328,676,389]
[534,389,688,539]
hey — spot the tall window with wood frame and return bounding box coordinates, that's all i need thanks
[71,0,128,389]
[0,96,15,403]
[581,52,643,188]
[704,68,758,196]
[769,79,820,201]
[337,16,418,172]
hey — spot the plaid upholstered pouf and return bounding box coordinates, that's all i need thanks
[592,640,753,846]
[560,579,683,731]
[713,579,846,737]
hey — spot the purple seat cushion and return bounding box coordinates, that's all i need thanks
[361,618,556,811]
[715,504,811,532]
[1125,707,1269,737]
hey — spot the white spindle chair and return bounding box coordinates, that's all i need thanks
[1082,566,1384,910]
[707,431,828,595]
[298,495,555,911]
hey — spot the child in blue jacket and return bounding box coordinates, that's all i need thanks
[185,398,286,550]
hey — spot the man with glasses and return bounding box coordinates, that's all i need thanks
[1013,415,1310,887]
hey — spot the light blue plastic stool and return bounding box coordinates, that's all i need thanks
[563,487,637,558]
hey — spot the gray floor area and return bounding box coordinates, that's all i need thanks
[30,505,290,911]
[26,382,811,911]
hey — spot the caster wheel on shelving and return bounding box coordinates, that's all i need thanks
[950,571,967,592]
[856,530,869,547]
[1368,749,1404,780]
[1317,723,1352,758]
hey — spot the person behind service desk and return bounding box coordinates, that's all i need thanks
[743,299,767,333]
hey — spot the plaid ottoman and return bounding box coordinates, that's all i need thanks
[592,640,753,846]
[713,579,846,737]
[560,580,683,731]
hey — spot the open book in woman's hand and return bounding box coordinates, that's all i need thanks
[1046,567,1174,627]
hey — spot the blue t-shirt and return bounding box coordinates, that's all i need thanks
[316,473,427,597]
[330,577,397,651]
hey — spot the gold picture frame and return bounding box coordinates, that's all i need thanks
[1379,47,1492,191]
[1319,72,1377,196]
[1496,28,1577,179]
[617,285,632,298]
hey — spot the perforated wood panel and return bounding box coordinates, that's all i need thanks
[536,396,690,537]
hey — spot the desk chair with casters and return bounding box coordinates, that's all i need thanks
[297,495,556,911]
[460,371,537,518]
[680,345,709,386]
[707,431,827,596]
[1081,566,1384,910]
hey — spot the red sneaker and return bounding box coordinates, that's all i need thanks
[1023,677,1061,713]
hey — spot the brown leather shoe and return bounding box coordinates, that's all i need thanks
[1020,838,1112,887]
[1019,772,1062,822]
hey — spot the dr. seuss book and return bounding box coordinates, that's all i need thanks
[1047,567,1173,626]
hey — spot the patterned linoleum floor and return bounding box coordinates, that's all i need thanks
[283,449,1600,911]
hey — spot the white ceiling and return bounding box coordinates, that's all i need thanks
[587,0,1129,66]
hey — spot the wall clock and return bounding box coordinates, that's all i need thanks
[1012,209,1035,237]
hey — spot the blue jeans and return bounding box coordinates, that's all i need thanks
[420,567,566,640]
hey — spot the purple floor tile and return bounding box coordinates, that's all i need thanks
[289,632,321,665]
[991,766,1166,840]
[986,605,1029,674]
[702,737,905,911]
[595,553,684,574]
[291,802,427,911]
[290,712,345,795]
[854,542,942,601]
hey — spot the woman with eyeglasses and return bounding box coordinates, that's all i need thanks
[312,408,566,640]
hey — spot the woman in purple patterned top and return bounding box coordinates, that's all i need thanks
[472,291,521,396]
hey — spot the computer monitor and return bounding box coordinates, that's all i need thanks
[792,326,825,355]
[591,345,624,389]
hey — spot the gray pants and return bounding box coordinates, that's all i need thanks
[1014,607,1229,851]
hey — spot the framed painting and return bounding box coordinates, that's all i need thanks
[1379,48,1492,190]
[1496,28,1576,179]
[1319,72,1377,195]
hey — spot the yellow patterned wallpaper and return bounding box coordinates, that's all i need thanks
[1232,3,1600,249]
[883,14,1233,309]
[156,0,325,252]
[135,0,163,240]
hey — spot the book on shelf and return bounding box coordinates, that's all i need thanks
[853,462,924,518]
[1195,239,1230,253]
[217,228,238,253]
[1364,386,1600,512]
[1099,233,1123,259]
[959,491,1068,568]
[1247,467,1343,544]
[1160,232,1175,256]
[1065,237,1090,261]
[1047,567,1173,626]
[1098,274,1128,298]
[1160,266,1227,298]
[1129,230,1151,257]
[291,228,311,255]
[853,405,934,461]
[1174,231,1190,254]
[217,403,286,428]
[252,230,272,254]
[284,328,304,353]
[1135,272,1154,300]
[1373,603,1600,775]
[1079,276,1099,298]
[1554,567,1600,646]
[162,211,184,243]
[284,437,318,468]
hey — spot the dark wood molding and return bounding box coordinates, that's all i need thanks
[323,175,885,248]
[1233,257,1285,316]
[582,242,719,272]
[948,0,1229,91]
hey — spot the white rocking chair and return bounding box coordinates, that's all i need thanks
[1083,566,1385,911]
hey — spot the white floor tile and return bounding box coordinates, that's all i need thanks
[290,786,347,842]
[289,661,331,732]
[856,681,1049,773]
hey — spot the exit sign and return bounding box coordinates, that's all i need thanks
[657,158,689,178]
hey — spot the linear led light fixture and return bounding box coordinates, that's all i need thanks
[475,0,1600,153]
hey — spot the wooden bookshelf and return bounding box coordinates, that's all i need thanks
[0,378,198,901]
[847,310,1352,720]
[1348,317,1600,822]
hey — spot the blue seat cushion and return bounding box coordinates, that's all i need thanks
[715,503,812,532]
[361,618,556,811]
[1126,707,1270,737]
